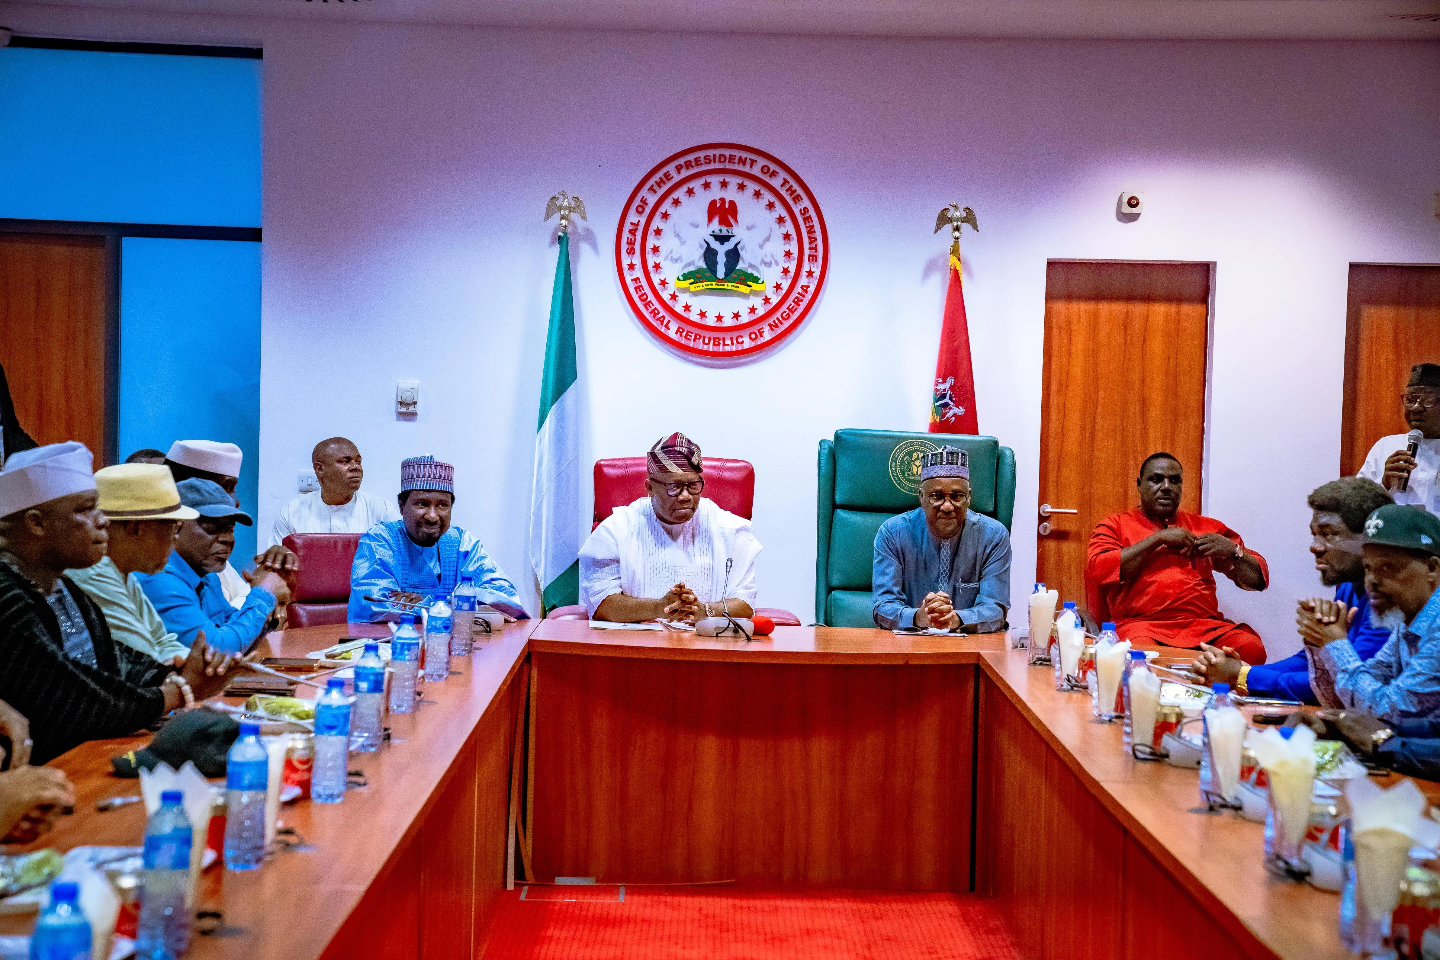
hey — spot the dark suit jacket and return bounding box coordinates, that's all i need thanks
[0,362,37,466]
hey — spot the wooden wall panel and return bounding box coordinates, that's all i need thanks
[1035,261,1211,598]
[473,678,520,956]
[530,654,975,890]
[1342,264,1440,475]
[0,233,111,460]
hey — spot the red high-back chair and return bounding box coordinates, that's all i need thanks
[282,533,364,628]
[546,457,800,625]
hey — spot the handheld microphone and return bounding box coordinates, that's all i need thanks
[1401,429,1424,492]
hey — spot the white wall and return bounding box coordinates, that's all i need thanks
[9,4,1440,655]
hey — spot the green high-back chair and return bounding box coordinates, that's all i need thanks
[816,429,1016,627]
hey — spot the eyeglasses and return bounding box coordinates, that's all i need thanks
[650,479,705,497]
[1402,391,1440,410]
[925,491,971,507]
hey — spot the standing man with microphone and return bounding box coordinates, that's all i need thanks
[1359,364,1440,514]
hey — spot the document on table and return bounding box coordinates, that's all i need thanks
[588,621,667,631]
[892,627,955,636]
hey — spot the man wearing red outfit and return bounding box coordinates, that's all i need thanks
[1086,453,1271,664]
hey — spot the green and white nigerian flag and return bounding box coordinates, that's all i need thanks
[530,232,581,611]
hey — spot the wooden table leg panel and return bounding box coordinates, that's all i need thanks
[530,652,975,889]
[474,680,521,956]
[1122,838,1276,960]
[319,837,423,960]
[418,739,480,960]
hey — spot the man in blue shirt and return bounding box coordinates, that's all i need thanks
[139,479,290,654]
[349,456,527,622]
[872,446,1011,632]
[1304,503,1440,723]
[1194,478,1392,702]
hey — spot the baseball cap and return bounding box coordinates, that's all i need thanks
[111,710,240,778]
[1363,504,1440,558]
[177,478,253,525]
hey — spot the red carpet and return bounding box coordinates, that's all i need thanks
[482,886,1021,960]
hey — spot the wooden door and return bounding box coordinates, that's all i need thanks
[0,233,112,460]
[1341,264,1440,475]
[1035,261,1211,603]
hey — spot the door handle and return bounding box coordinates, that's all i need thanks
[1039,503,1078,517]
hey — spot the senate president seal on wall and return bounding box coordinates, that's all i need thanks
[616,143,829,364]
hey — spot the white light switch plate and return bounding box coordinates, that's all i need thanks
[298,470,319,493]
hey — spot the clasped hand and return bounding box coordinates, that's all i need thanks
[1153,527,1236,563]
[1296,597,1354,648]
[662,582,703,624]
[918,592,960,631]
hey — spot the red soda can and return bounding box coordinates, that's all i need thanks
[1077,645,1096,685]
[1152,704,1183,751]
[111,872,142,940]
[1392,866,1440,960]
[206,791,228,862]
[283,733,314,800]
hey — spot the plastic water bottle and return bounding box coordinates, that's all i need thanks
[29,881,91,960]
[351,642,385,754]
[425,599,453,683]
[1052,602,1080,689]
[1200,683,1245,808]
[136,789,193,959]
[1121,650,1146,748]
[451,576,478,656]
[312,678,353,804]
[390,615,421,715]
[224,722,269,872]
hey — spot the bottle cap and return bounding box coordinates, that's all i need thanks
[1130,650,1146,660]
[239,721,261,738]
[364,641,380,655]
[1213,683,1230,696]
[1279,727,1295,740]
[401,613,417,624]
[1033,583,1045,592]
[1102,622,1117,632]
[327,677,347,692]
[1063,601,1077,609]
[160,789,184,805]
[50,881,79,903]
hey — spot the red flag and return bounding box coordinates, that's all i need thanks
[929,251,980,434]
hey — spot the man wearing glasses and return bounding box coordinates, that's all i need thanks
[872,447,1012,632]
[1086,453,1270,663]
[579,433,761,624]
[1358,363,1440,514]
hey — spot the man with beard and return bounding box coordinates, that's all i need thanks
[1303,503,1440,723]
[139,480,291,654]
[348,456,527,621]
[872,446,1011,632]
[1085,452,1270,663]
[1193,478,1393,701]
[269,436,396,546]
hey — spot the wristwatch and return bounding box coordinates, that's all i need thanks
[1370,726,1396,751]
[1235,664,1251,697]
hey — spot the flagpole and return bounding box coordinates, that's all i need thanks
[531,192,588,613]
[927,203,982,436]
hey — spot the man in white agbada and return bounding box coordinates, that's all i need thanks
[1358,363,1440,517]
[165,440,297,609]
[269,437,396,547]
[579,432,761,623]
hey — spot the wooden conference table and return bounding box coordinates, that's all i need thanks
[5,620,1382,959]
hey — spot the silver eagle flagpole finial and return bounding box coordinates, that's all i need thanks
[933,203,979,259]
[544,191,588,236]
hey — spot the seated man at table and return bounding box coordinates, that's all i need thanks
[268,436,396,547]
[580,432,761,623]
[1085,452,1270,664]
[1194,478,1393,701]
[69,464,197,672]
[1303,504,1440,723]
[166,439,297,608]
[348,455,528,622]
[139,480,290,655]
[1291,709,1440,781]
[0,444,240,763]
[1357,362,1440,515]
[872,446,1011,632]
